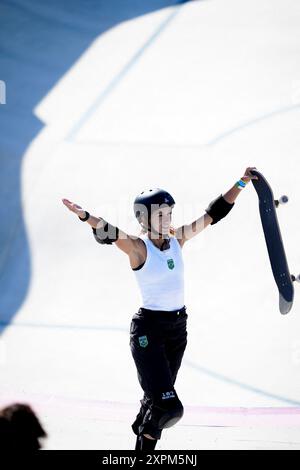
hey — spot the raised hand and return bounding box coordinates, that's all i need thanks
[62,198,85,218]
[242,167,259,183]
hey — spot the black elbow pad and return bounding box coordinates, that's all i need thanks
[92,220,119,245]
[205,195,235,225]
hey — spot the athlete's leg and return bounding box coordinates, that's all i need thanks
[130,314,184,441]
[131,394,150,436]
[133,316,187,443]
[165,315,188,385]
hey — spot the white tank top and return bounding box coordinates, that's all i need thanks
[133,234,185,311]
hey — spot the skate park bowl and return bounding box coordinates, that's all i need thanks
[0,0,300,449]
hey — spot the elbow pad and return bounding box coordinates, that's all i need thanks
[92,220,119,245]
[205,195,235,225]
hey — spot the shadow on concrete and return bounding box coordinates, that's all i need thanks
[0,0,190,330]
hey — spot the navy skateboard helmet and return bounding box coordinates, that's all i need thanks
[134,188,175,232]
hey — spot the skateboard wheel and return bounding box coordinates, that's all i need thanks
[275,196,289,208]
[291,274,300,283]
[279,196,289,204]
[279,195,289,204]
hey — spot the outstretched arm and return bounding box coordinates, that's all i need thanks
[175,167,258,247]
[61,198,138,255]
[175,213,212,246]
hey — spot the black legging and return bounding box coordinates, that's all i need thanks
[130,305,188,439]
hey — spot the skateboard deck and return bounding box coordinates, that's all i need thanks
[251,170,294,314]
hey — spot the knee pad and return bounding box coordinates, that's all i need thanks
[134,395,184,439]
[157,398,184,430]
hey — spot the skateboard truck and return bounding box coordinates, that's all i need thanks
[274,196,299,287]
[275,196,299,286]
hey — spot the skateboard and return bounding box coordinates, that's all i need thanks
[250,169,299,314]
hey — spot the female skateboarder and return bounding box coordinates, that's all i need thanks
[62,167,258,450]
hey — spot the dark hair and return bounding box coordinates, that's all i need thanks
[0,403,47,450]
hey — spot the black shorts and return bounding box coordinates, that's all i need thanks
[129,305,188,439]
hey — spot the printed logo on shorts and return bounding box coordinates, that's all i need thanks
[138,335,148,348]
[162,391,176,400]
[167,258,175,270]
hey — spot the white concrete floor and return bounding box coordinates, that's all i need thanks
[0,0,300,449]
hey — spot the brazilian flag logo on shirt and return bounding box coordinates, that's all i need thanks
[167,258,175,270]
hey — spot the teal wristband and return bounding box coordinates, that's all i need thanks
[236,179,246,189]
